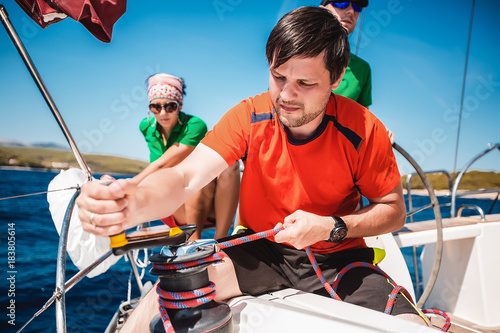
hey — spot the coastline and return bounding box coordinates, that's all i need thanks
[0,165,57,171]
[404,188,499,200]
[2,167,498,200]
[0,166,137,177]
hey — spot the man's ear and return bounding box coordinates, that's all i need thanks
[331,68,346,90]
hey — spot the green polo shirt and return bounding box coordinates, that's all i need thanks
[139,112,207,162]
[333,53,372,107]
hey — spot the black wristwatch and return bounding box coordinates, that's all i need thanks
[326,216,348,243]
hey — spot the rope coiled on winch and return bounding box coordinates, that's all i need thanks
[153,227,451,332]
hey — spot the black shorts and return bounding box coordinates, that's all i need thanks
[221,230,418,316]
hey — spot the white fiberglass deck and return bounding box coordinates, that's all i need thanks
[394,214,500,330]
[229,288,436,333]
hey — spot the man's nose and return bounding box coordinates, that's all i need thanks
[280,82,298,101]
[344,3,355,14]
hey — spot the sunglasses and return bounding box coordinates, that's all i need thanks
[327,2,363,13]
[149,101,179,114]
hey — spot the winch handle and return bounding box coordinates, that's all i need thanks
[111,224,197,256]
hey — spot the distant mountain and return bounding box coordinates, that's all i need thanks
[0,139,27,147]
[0,139,69,151]
[31,142,69,150]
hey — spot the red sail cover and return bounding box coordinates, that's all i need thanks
[14,0,126,42]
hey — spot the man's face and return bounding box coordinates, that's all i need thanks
[269,52,341,135]
[323,3,360,34]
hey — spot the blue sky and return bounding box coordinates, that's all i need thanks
[1,0,499,174]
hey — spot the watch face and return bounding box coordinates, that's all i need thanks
[332,227,348,242]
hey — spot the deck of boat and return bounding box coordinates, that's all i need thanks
[430,314,500,333]
[393,213,500,248]
[395,213,500,234]
[394,214,500,333]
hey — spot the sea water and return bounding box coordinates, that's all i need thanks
[0,169,149,333]
[0,169,498,332]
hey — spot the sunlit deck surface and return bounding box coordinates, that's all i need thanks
[430,314,500,333]
[394,214,500,235]
[394,214,500,333]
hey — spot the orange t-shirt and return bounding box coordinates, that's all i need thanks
[202,92,400,253]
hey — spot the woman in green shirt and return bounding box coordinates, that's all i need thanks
[138,73,240,239]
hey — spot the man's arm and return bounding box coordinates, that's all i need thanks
[274,182,406,249]
[77,144,228,236]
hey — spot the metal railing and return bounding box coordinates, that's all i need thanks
[393,143,444,308]
[16,192,147,333]
[405,170,452,223]
[400,143,500,302]
[404,143,500,221]
[450,143,500,218]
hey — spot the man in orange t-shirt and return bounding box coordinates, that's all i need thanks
[202,91,399,255]
[78,6,426,330]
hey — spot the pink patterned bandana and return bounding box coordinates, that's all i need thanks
[147,73,184,103]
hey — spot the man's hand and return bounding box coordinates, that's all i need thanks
[274,210,334,249]
[77,178,138,237]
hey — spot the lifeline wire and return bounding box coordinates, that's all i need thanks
[0,185,79,201]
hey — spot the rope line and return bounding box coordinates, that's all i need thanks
[306,246,341,301]
[154,227,450,332]
[218,227,281,249]
[423,309,452,332]
[152,252,225,271]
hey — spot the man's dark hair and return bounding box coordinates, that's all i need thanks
[266,6,350,84]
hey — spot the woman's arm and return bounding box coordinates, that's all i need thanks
[137,143,196,183]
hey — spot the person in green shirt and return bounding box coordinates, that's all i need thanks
[321,1,371,107]
[334,52,372,107]
[138,73,240,239]
[321,1,394,142]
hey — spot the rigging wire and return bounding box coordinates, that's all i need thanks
[453,0,476,174]
[355,6,367,55]
[0,186,79,201]
[16,294,56,333]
